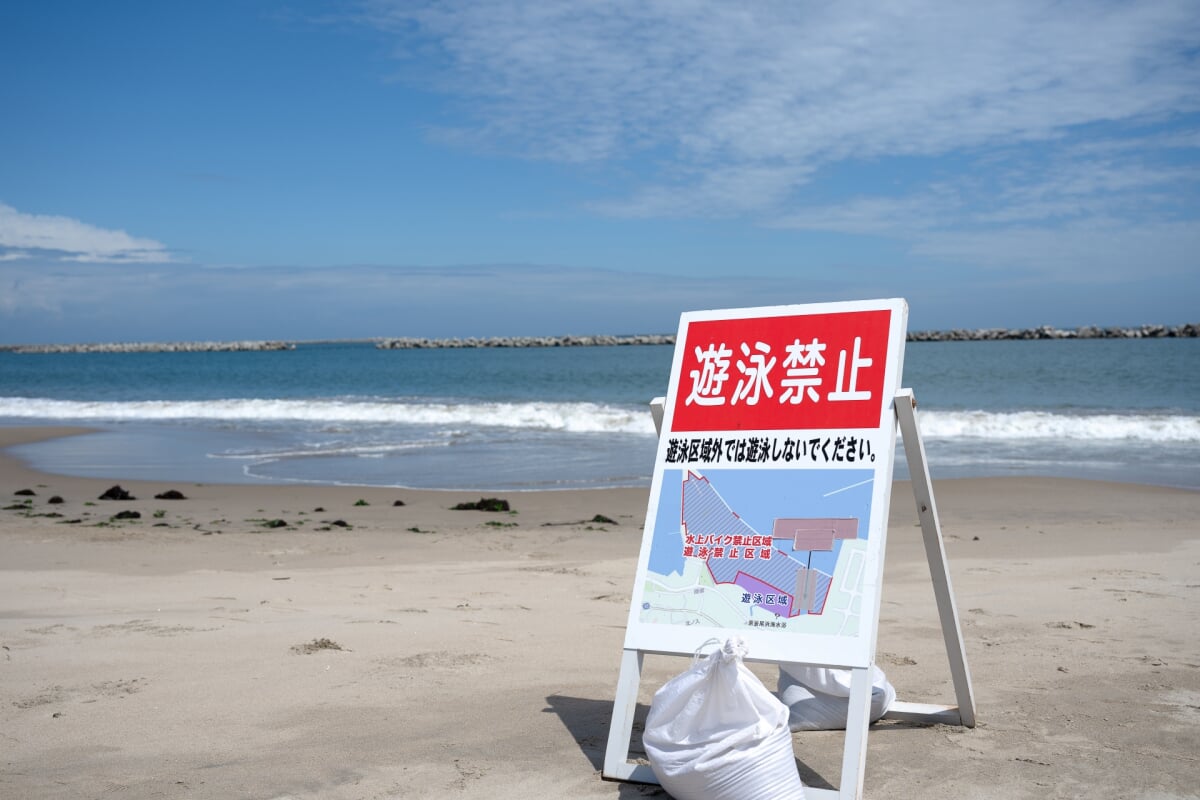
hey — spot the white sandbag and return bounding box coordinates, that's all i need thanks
[643,638,806,800]
[777,663,896,731]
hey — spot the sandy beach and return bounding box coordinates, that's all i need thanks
[1,426,1198,799]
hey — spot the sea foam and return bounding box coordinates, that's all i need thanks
[0,397,656,435]
[3,397,1198,443]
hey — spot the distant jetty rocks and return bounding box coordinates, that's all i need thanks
[374,334,675,349]
[3,324,1196,353]
[377,324,1199,348]
[2,340,295,354]
[906,322,1199,341]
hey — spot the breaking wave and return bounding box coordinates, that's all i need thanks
[3,397,1198,443]
[0,396,656,435]
[917,409,1200,443]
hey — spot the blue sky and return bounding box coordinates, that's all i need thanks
[2,1,1198,343]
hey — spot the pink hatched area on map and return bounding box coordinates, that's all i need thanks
[680,472,853,618]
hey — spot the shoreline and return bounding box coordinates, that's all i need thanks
[0,422,662,493]
[3,426,1199,798]
[0,426,655,549]
[5,419,1198,494]
[3,426,1196,559]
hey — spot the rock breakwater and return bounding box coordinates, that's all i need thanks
[4,324,1195,354]
[3,340,295,354]
[375,334,677,349]
[907,323,1199,341]
[377,324,1198,348]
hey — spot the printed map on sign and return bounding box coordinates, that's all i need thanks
[624,299,907,665]
[640,468,874,637]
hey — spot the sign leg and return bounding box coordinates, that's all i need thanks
[894,389,977,727]
[840,666,873,800]
[602,648,658,783]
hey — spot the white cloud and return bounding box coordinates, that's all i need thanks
[770,190,957,237]
[910,220,1200,284]
[0,203,175,263]
[362,0,1200,217]
[772,148,1199,235]
[766,162,1200,285]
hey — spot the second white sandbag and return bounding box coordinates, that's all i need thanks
[777,663,896,731]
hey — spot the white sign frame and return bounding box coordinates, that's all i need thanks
[624,298,909,667]
[604,299,976,799]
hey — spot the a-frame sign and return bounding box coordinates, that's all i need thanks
[603,298,975,799]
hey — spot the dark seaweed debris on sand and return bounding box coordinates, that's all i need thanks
[542,513,619,527]
[291,638,346,655]
[450,497,511,512]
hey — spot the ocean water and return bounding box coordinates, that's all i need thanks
[1,339,1197,490]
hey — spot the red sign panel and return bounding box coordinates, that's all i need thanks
[671,309,893,432]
